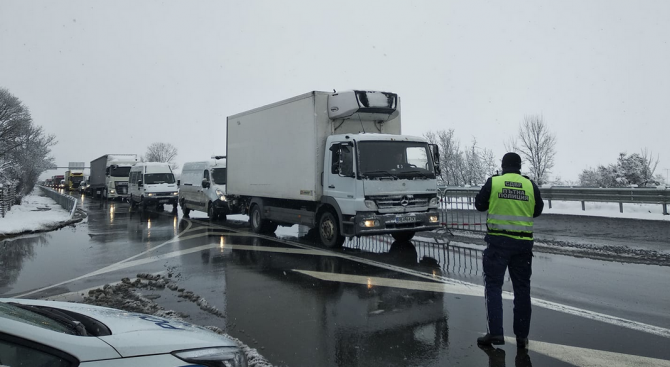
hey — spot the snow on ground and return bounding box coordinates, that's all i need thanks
[443,200,670,221]
[0,192,73,236]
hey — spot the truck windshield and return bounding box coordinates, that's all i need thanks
[144,173,176,184]
[110,166,132,177]
[357,141,435,179]
[71,176,83,183]
[211,168,227,185]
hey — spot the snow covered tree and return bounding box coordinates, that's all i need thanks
[424,130,496,186]
[0,87,56,200]
[143,142,179,169]
[578,151,661,187]
[506,115,557,185]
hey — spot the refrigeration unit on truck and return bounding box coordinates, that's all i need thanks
[89,154,138,200]
[64,170,85,191]
[226,90,442,248]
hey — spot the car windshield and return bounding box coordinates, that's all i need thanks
[357,141,435,179]
[110,166,131,177]
[0,302,75,334]
[211,168,227,185]
[144,173,175,184]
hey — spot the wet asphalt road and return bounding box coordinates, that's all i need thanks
[1,193,670,366]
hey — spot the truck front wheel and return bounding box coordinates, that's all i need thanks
[319,211,345,248]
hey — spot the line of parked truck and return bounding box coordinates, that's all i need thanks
[80,90,443,247]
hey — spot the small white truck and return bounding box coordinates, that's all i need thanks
[225,90,441,247]
[89,154,138,200]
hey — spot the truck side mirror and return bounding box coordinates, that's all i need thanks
[430,144,441,176]
[177,179,180,186]
[138,180,143,187]
[202,179,210,188]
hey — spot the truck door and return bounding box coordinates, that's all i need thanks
[324,142,357,213]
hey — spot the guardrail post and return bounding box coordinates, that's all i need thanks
[548,199,552,209]
[619,202,624,213]
[663,204,668,215]
[581,201,585,211]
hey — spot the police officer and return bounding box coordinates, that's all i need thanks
[475,152,544,349]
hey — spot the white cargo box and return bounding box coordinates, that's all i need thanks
[226,91,401,202]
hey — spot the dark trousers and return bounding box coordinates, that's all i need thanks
[483,241,533,338]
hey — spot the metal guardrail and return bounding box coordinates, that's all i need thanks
[39,186,78,217]
[0,185,17,218]
[345,235,485,279]
[437,186,670,232]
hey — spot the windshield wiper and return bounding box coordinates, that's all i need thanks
[9,303,88,336]
[363,170,399,179]
[397,170,432,179]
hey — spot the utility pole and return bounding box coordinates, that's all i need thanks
[665,168,669,184]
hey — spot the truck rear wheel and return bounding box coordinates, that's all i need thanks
[319,211,345,248]
[249,204,276,234]
[392,231,416,241]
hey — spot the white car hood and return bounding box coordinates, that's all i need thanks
[5,299,237,358]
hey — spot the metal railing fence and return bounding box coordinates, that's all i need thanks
[0,185,17,218]
[345,235,485,279]
[437,186,670,232]
[39,186,78,217]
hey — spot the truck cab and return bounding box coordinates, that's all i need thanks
[325,133,440,242]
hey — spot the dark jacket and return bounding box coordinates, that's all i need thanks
[475,168,544,248]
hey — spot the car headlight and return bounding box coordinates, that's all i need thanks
[429,197,439,207]
[173,346,247,367]
[216,189,226,201]
[147,193,154,197]
[364,200,377,210]
[173,192,179,196]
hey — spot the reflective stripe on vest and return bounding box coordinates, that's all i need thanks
[487,174,535,240]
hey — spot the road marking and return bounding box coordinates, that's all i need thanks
[296,270,670,366]
[503,337,670,367]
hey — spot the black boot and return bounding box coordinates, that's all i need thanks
[516,337,529,349]
[477,334,505,345]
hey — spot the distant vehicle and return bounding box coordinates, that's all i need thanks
[128,162,179,212]
[179,157,229,220]
[0,298,247,367]
[225,90,441,248]
[52,175,65,189]
[79,179,91,195]
[89,154,138,200]
[64,170,85,191]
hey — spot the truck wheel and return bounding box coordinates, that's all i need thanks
[319,211,345,248]
[102,189,108,200]
[140,197,147,212]
[157,204,165,212]
[181,199,190,216]
[208,202,218,220]
[392,231,416,241]
[249,205,264,233]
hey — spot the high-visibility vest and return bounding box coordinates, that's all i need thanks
[487,174,536,240]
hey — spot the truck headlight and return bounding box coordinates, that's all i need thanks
[173,347,247,367]
[429,215,439,223]
[173,192,179,196]
[364,200,377,210]
[216,189,227,201]
[110,189,116,194]
[147,193,154,197]
[429,197,439,207]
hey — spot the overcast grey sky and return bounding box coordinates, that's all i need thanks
[1,1,669,182]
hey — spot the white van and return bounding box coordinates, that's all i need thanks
[179,158,231,220]
[128,162,179,211]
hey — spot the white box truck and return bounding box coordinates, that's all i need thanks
[226,90,441,247]
[89,154,138,200]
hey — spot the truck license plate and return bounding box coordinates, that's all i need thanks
[158,199,170,204]
[395,215,416,224]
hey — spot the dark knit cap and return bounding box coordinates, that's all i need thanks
[501,152,522,168]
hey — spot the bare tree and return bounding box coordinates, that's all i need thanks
[143,142,179,169]
[639,148,660,184]
[508,115,557,185]
[424,129,464,186]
